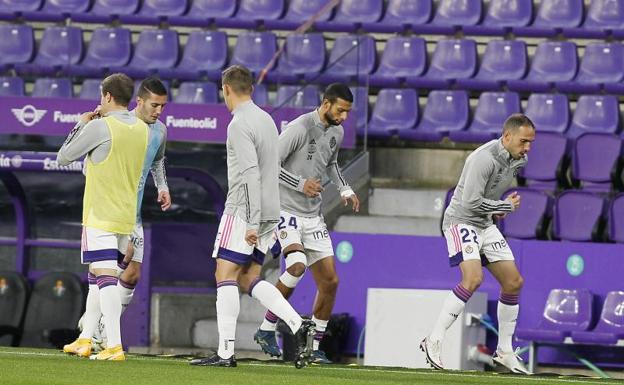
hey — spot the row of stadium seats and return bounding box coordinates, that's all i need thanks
[4,25,624,95]
[2,0,624,38]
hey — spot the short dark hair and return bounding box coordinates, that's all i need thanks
[322,83,354,104]
[503,113,535,134]
[221,65,254,95]
[137,77,168,100]
[101,73,134,107]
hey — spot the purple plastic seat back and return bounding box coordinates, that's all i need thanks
[350,86,369,130]
[375,36,426,78]
[130,29,179,70]
[568,95,620,138]
[276,85,320,108]
[526,41,578,82]
[575,42,624,84]
[252,84,268,106]
[584,0,624,29]
[0,24,34,66]
[236,0,284,20]
[35,26,83,66]
[284,0,332,22]
[554,191,605,241]
[540,289,593,331]
[609,194,624,242]
[418,90,468,133]
[469,92,521,133]
[177,30,227,72]
[0,0,42,11]
[369,88,418,131]
[519,132,567,187]
[78,78,102,100]
[0,76,23,96]
[188,0,235,17]
[32,78,72,98]
[380,0,431,26]
[532,0,583,28]
[524,93,569,134]
[278,33,325,76]
[91,0,139,15]
[476,40,527,81]
[432,0,482,26]
[325,35,376,76]
[43,0,90,13]
[334,0,382,23]
[426,39,477,80]
[174,82,218,104]
[139,0,187,16]
[500,187,551,239]
[81,27,131,68]
[598,291,624,333]
[573,133,622,191]
[231,32,277,73]
[483,0,532,27]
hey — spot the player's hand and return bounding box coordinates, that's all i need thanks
[507,191,521,211]
[342,193,360,212]
[157,190,172,211]
[79,106,101,124]
[245,229,258,246]
[303,178,323,198]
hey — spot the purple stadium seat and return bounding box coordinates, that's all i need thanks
[117,29,179,78]
[450,92,520,143]
[552,191,606,242]
[432,0,482,27]
[370,36,426,87]
[367,88,418,139]
[0,76,24,96]
[457,40,527,91]
[283,0,333,22]
[571,133,622,193]
[482,0,532,27]
[351,86,369,135]
[160,30,227,81]
[236,0,284,21]
[41,0,90,13]
[572,291,624,345]
[584,0,624,30]
[16,26,82,76]
[499,187,552,239]
[557,42,624,93]
[371,0,432,32]
[78,79,102,100]
[89,0,138,16]
[608,194,624,243]
[399,90,468,142]
[0,24,33,70]
[334,0,382,23]
[528,0,583,29]
[319,34,376,84]
[168,0,235,26]
[508,41,578,93]
[276,85,320,108]
[518,132,567,191]
[274,33,325,81]
[174,82,218,104]
[66,27,131,77]
[0,0,42,12]
[567,95,620,139]
[516,289,593,343]
[139,0,187,16]
[252,84,268,106]
[524,93,570,134]
[408,39,477,89]
[230,32,277,74]
[32,78,72,98]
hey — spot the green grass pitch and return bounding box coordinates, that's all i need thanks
[0,347,621,385]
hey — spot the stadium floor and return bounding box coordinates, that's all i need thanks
[1,347,621,385]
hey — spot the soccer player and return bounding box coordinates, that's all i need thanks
[189,65,315,368]
[57,73,148,361]
[254,83,359,364]
[420,114,535,374]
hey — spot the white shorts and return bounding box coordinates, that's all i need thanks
[81,226,129,269]
[212,214,276,265]
[276,210,334,266]
[443,224,514,267]
[129,223,144,263]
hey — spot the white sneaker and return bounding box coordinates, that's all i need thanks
[420,337,444,370]
[493,348,531,375]
[92,318,107,352]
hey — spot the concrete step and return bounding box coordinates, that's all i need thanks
[368,188,448,218]
[334,215,441,236]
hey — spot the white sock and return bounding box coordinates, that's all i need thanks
[497,293,520,353]
[118,278,136,314]
[260,310,279,331]
[250,279,302,334]
[216,282,240,359]
[97,275,122,347]
[79,283,101,340]
[312,316,328,351]
[429,284,472,342]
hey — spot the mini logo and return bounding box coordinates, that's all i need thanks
[513,168,519,177]
[0,278,7,295]
[12,105,47,127]
[53,280,66,297]
[279,231,288,240]
[330,136,337,148]
[10,155,22,168]
[308,139,317,154]
[464,245,474,254]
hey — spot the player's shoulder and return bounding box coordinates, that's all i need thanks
[467,140,498,165]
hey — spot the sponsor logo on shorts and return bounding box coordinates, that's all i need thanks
[279,231,288,240]
[464,245,474,254]
[12,105,47,127]
[312,229,329,240]
[490,239,508,251]
[131,236,144,248]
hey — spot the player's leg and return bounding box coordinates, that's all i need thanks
[307,254,338,364]
[118,224,144,312]
[64,268,99,357]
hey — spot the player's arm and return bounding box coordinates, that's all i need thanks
[56,115,109,166]
[326,134,359,212]
[462,155,515,214]
[277,122,308,192]
[150,125,171,211]
[231,122,261,233]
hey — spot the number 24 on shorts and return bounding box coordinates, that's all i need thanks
[278,216,298,230]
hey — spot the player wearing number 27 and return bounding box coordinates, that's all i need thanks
[421,114,536,374]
